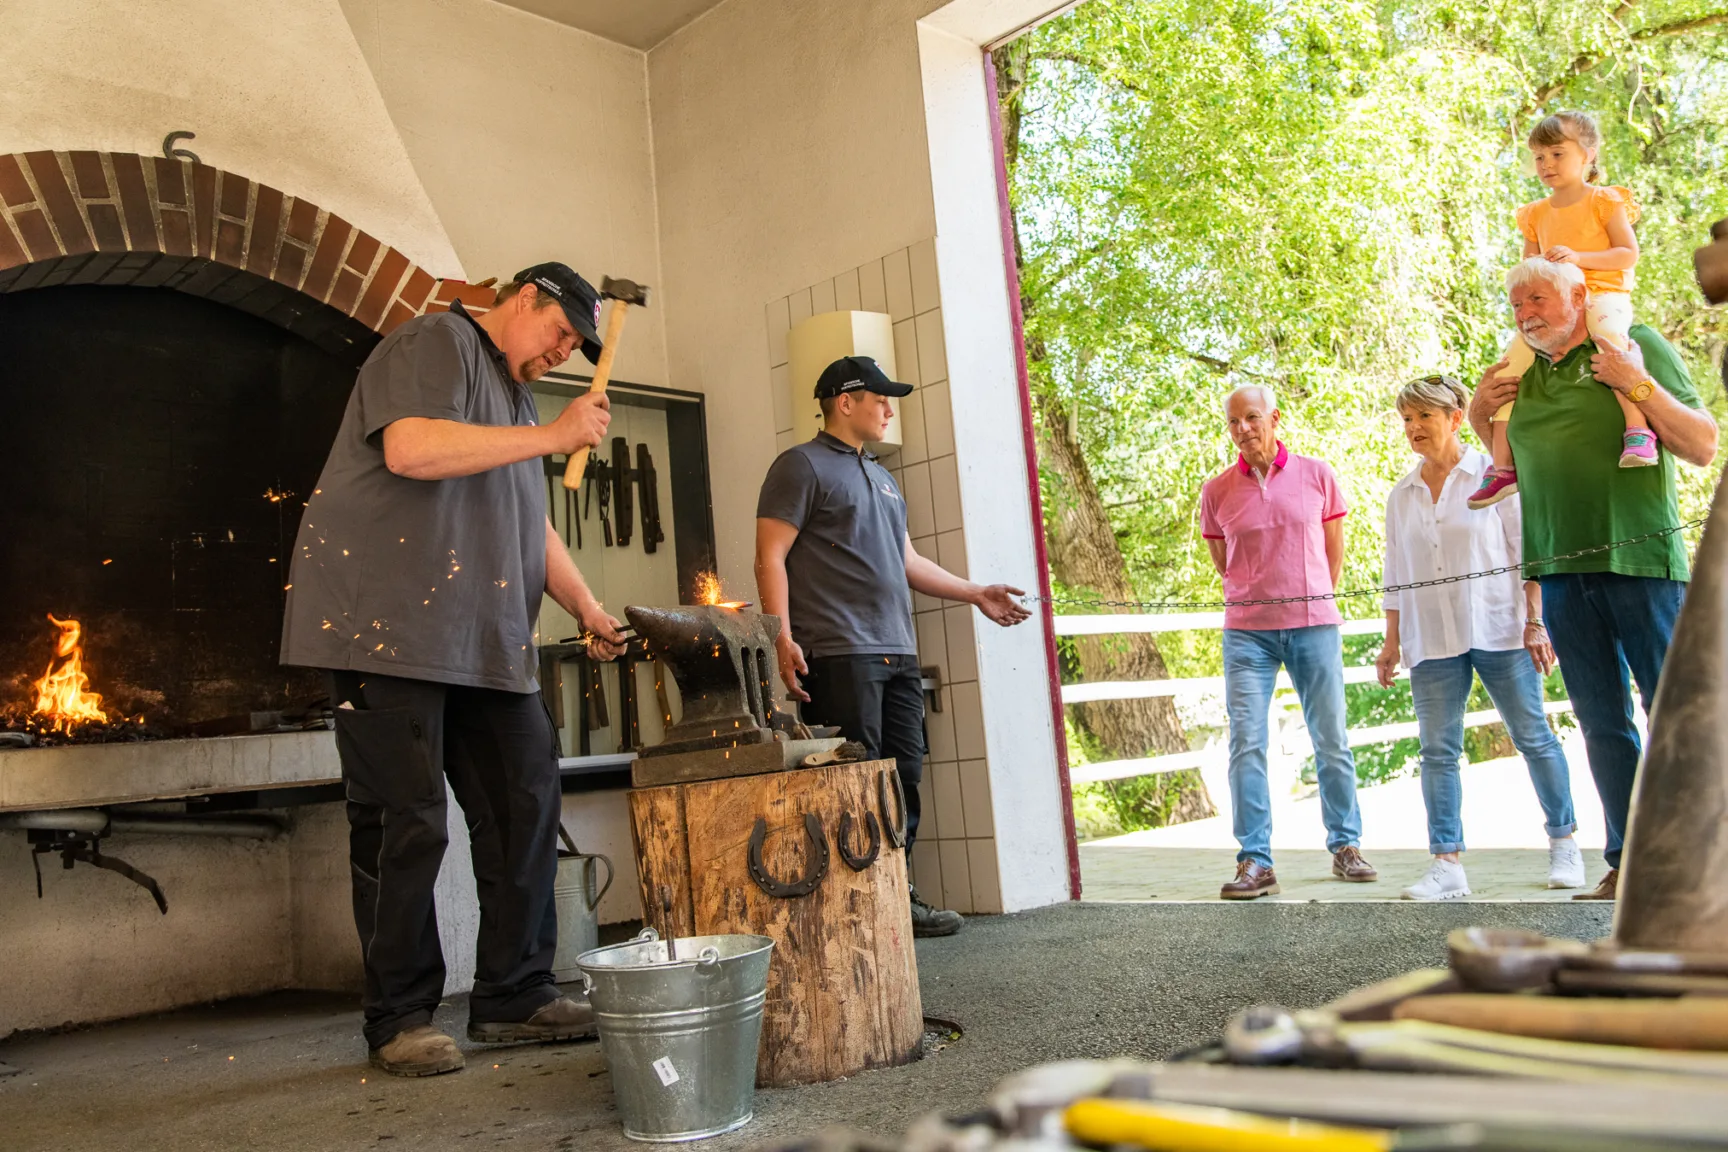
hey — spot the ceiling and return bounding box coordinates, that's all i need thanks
[493,0,731,49]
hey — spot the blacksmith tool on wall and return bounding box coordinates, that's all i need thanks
[611,437,635,546]
[595,460,614,546]
[747,813,829,898]
[636,442,665,554]
[562,275,652,490]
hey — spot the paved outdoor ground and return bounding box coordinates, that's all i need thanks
[0,900,1613,1152]
[1081,729,1612,901]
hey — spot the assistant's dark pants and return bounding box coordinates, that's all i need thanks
[801,654,927,856]
[328,670,563,1049]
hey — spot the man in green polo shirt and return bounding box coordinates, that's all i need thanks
[1470,256,1718,901]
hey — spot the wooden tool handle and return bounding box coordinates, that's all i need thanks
[1394,993,1728,1050]
[562,301,633,490]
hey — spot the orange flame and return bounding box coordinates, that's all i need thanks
[692,572,749,611]
[31,615,109,732]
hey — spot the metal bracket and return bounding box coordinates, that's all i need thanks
[29,830,168,914]
[836,810,881,872]
[747,813,828,898]
[878,768,908,850]
[162,131,200,164]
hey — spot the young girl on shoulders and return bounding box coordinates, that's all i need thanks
[1470,111,1648,510]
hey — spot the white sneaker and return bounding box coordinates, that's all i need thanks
[1548,837,1586,889]
[1401,858,1471,901]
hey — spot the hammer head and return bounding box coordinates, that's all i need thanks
[600,275,652,308]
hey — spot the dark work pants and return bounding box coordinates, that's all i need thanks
[328,670,563,1050]
[801,654,927,855]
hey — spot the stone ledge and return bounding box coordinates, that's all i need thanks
[0,731,341,813]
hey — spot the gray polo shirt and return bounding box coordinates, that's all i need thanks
[280,302,548,693]
[756,431,916,658]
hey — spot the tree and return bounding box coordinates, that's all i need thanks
[1002,0,1728,825]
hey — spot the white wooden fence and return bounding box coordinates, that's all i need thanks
[1056,614,1572,785]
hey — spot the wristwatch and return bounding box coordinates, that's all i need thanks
[1627,376,1656,403]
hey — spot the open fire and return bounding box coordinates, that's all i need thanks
[31,615,109,732]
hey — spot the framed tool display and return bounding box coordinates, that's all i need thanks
[530,374,717,779]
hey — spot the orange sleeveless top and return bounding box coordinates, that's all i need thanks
[1515,186,1640,296]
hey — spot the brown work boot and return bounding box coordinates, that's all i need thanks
[369,1025,464,1077]
[1573,867,1618,901]
[468,995,598,1044]
[1332,845,1378,883]
[1220,860,1280,900]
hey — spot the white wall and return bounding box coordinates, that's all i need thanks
[340,0,669,391]
[0,0,463,277]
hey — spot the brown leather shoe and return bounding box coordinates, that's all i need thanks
[1220,860,1280,900]
[1332,845,1378,883]
[468,995,598,1044]
[1573,867,1618,901]
[369,1025,464,1077]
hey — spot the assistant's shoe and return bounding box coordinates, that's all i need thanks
[910,886,963,937]
[1547,837,1587,889]
[467,995,598,1044]
[370,1025,464,1077]
[1401,857,1470,902]
[1619,430,1659,468]
[1572,867,1618,901]
[1467,466,1518,509]
[1220,860,1280,900]
[1331,845,1379,882]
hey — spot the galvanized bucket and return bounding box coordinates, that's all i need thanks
[550,850,613,984]
[577,928,774,1143]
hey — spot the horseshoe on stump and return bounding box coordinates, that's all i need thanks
[878,768,908,850]
[836,810,881,872]
[747,812,829,898]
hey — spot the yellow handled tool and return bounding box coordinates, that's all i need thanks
[1064,1098,1393,1152]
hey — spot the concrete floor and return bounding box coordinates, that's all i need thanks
[1,900,1613,1152]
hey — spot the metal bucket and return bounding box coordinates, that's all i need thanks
[550,851,613,983]
[577,928,774,1143]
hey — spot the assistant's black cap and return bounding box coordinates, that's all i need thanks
[813,355,913,400]
[513,262,604,365]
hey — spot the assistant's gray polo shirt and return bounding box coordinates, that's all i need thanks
[280,301,548,693]
[756,431,916,658]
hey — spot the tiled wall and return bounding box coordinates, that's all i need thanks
[764,239,1002,915]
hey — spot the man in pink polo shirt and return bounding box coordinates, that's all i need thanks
[1200,385,1375,899]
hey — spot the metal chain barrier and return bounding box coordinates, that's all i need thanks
[1028,518,1709,612]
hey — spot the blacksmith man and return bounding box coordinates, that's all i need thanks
[282,263,626,1077]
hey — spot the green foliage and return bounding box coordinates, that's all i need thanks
[1013,0,1728,655]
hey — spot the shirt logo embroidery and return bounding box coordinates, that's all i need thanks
[879,482,902,501]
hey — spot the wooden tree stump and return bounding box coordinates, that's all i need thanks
[628,758,923,1087]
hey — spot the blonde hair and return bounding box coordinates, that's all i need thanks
[1529,111,1604,184]
[1396,375,1468,415]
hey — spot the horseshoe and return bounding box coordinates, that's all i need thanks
[878,768,908,849]
[747,812,828,898]
[836,810,881,871]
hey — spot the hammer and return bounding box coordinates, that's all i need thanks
[563,275,651,490]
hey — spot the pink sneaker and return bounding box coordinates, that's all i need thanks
[1467,466,1518,509]
[1620,429,1659,468]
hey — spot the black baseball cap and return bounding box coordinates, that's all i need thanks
[813,355,913,400]
[513,262,604,365]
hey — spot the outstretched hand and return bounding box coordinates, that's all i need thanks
[975,584,1031,627]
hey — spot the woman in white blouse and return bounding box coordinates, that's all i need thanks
[1374,375,1586,900]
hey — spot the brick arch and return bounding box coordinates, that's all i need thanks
[0,150,492,363]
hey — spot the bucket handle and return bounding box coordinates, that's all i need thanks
[582,852,615,911]
[697,946,721,966]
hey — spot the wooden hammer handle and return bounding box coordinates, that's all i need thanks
[1395,993,1728,1050]
[562,301,633,490]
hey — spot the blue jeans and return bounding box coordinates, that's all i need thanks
[1408,648,1576,855]
[1223,625,1363,868]
[1539,573,1685,869]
